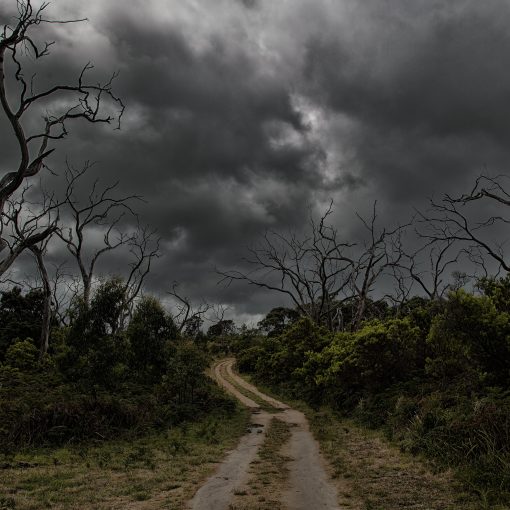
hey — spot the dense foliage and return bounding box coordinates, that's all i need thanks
[0,288,45,361]
[3,272,510,505]
[0,281,233,452]
[235,284,510,505]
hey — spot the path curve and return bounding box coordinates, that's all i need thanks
[190,359,340,510]
[223,359,289,410]
[213,359,260,410]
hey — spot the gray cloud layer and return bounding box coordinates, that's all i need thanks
[2,0,510,321]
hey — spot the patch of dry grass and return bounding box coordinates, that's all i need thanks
[234,375,484,509]
[0,409,249,510]
[228,417,291,510]
[307,408,480,510]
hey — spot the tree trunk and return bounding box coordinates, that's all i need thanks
[82,273,91,308]
[32,248,52,359]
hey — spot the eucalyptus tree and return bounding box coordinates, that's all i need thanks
[0,0,123,276]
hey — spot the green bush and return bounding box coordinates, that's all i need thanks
[0,280,230,452]
[0,288,44,360]
[127,296,177,383]
[4,338,39,370]
[427,290,510,386]
[305,318,421,404]
[163,341,208,405]
[259,317,332,388]
[235,292,510,504]
[237,345,264,373]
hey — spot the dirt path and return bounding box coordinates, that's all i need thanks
[189,359,340,510]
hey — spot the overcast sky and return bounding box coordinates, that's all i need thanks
[2,0,510,324]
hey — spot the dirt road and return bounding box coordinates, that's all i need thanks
[189,359,340,510]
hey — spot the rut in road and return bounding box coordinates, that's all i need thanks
[189,358,340,510]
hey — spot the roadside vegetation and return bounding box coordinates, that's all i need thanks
[0,282,249,509]
[0,410,248,510]
[306,407,475,510]
[0,281,235,451]
[232,283,510,508]
[222,358,481,509]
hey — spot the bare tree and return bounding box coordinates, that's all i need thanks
[167,282,211,335]
[47,261,74,325]
[57,162,141,306]
[29,240,51,358]
[219,202,404,331]
[395,237,461,301]
[24,259,77,325]
[120,224,161,328]
[0,193,57,275]
[348,204,405,330]
[386,264,413,314]
[2,185,59,357]
[219,203,355,328]
[0,1,123,275]
[420,175,510,274]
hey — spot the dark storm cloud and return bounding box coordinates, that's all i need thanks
[303,0,510,200]
[237,0,259,9]
[97,12,314,185]
[3,0,510,320]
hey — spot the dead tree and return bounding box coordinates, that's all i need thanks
[394,235,461,301]
[29,241,51,358]
[57,162,141,306]
[420,175,510,275]
[0,201,56,275]
[218,203,354,329]
[219,202,404,331]
[167,282,211,336]
[120,224,161,328]
[47,261,74,326]
[0,1,123,276]
[347,203,406,330]
[2,185,59,357]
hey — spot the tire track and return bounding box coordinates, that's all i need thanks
[189,359,340,510]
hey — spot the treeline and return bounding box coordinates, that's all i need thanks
[0,279,234,451]
[233,280,510,505]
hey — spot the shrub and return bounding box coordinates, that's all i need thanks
[427,290,510,386]
[127,296,177,382]
[3,338,39,370]
[260,317,332,389]
[0,288,43,360]
[306,318,421,405]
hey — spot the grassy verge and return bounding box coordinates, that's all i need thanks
[306,407,482,510]
[229,417,291,510]
[236,370,485,510]
[0,407,249,510]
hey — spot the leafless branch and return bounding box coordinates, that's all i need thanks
[167,282,211,335]
[0,1,124,275]
[419,175,510,274]
[56,161,143,305]
[218,201,406,331]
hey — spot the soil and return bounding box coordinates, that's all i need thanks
[189,359,340,510]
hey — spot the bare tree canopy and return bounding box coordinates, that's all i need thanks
[421,175,510,274]
[219,202,405,331]
[167,282,211,336]
[0,183,60,275]
[0,0,123,275]
[57,161,142,306]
